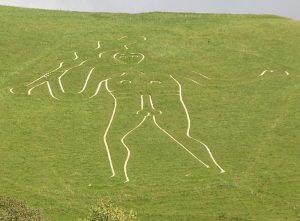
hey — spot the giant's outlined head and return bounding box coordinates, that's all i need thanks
[113,52,145,64]
[113,35,147,64]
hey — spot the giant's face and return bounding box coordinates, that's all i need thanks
[113,52,145,64]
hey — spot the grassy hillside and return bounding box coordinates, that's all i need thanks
[1,5,300,221]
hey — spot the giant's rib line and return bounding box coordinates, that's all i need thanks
[58,60,87,93]
[79,67,95,93]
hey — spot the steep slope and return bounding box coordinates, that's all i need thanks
[0,6,300,221]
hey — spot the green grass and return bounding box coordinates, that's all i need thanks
[1,5,300,221]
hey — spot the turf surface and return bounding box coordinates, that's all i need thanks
[1,6,300,221]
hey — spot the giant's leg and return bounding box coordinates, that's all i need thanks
[101,82,147,181]
[169,75,225,173]
[121,113,150,182]
[147,76,225,174]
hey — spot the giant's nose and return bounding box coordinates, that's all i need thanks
[113,52,144,64]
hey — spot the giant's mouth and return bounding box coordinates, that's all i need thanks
[113,52,145,64]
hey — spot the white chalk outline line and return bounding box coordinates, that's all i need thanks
[9,88,15,94]
[130,53,141,58]
[262,70,289,76]
[103,80,117,177]
[259,70,274,76]
[259,70,268,76]
[259,70,275,76]
[46,81,59,100]
[121,113,150,183]
[124,41,137,50]
[99,51,108,58]
[184,77,202,86]
[113,53,124,63]
[58,60,87,93]
[120,72,127,76]
[95,41,101,50]
[26,62,64,86]
[149,95,154,109]
[149,81,162,84]
[78,67,95,93]
[189,137,225,173]
[152,115,209,168]
[136,95,144,114]
[170,74,225,173]
[192,71,210,80]
[73,52,78,60]
[89,79,107,99]
[28,81,59,100]
[192,71,211,80]
[120,80,132,84]
[113,53,145,64]
[148,95,162,114]
[137,53,145,64]
[118,36,127,40]
[28,82,45,95]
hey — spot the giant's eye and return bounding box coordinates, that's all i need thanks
[149,81,162,84]
[120,80,132,84]
[114,52,144,64]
